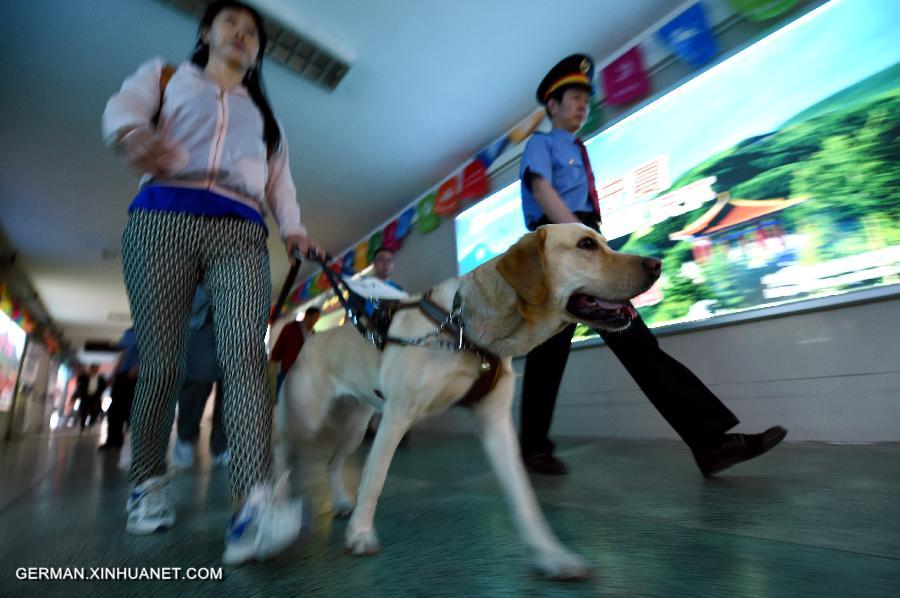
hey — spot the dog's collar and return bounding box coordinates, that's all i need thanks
[419,291,500,372]
[417,291,465,351]
[415,291,501,407]
[309,256,500,405]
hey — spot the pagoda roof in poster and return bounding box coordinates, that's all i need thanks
[670,194,807,240]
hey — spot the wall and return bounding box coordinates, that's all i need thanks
[417,295,900,442]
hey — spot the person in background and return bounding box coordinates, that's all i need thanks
[364,246,404,317]
[102,0,320,564]
[173,285,229,468]
[73,364,107,432]
[99,328,139,451]
[362,246,409,446]
[270,306,320,394]
[516,53,786,477]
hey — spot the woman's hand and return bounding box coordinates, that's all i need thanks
[117,127,187,177]
[284,233,323,264]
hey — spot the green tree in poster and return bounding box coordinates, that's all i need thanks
[790,95,900,226]
[639,241,711,324]
[730,164,794,199]
[700,244,746,309]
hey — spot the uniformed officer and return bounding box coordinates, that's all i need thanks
[517,53,787,476]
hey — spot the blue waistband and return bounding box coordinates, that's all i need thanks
[129,185,266,229]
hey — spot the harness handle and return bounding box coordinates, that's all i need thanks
[308,254,375,341]
[269,248,326,324]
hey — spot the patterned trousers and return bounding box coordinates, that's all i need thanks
[122,210,273,500]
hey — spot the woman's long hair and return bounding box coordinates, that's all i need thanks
[191,0,281,156]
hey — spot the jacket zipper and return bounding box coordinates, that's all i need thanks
[206,89,229,190]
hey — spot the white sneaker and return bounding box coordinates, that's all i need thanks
[126,475,176,534]
[173,439,195,469]
[212,449,231,467]
[222,473,302,565]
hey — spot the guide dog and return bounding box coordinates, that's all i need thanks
[278,223,661,579]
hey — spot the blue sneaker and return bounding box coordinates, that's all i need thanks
[173,439,195,469]
[126,475,175,534]
[212,449,231,467]
[222,474,302,565]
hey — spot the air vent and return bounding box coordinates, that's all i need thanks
[157,0,350,90]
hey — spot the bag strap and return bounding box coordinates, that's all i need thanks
[151,63,177,126]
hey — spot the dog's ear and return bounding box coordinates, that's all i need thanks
[497,228,549,307]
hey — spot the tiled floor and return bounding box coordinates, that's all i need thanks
[1,428,898,597]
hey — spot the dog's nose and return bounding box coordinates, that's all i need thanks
[643,257,662,278]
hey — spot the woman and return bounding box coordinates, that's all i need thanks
[102,0,317,564]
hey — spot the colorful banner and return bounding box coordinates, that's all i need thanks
[382,220,399,251]
[301,277,315,300]
[728,0,797,21]
[367,231,383,262]
[433,177,460,217]
[396,207,415,240]
[342,251,356,275]
[507,108,545,145]
[459,159,490,203]
[601,46,651,106]
[416,192,441,233]
[476,136,510,168]
[354,240,370,272]
[313,272,330,293]
[657,2,718,68]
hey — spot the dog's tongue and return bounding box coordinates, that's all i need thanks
[575,295,623,311]
[575,295,637,320]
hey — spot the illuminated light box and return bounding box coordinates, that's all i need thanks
[454,0,900,336]
[0,310,27,413]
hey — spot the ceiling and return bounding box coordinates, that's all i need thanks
[1,0,676,352]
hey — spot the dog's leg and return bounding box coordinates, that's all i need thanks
[329,401,374,519]
[278,370,337,526]
[345,409,410,555]
[471,372,592,580]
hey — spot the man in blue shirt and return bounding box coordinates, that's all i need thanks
[364,246,405,317]
[99,327,139,450]
[173,284,229,468]
[517,54,786,477]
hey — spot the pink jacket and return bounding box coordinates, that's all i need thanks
[102,58,304,239]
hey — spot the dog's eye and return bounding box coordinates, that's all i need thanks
[576,237,598,250]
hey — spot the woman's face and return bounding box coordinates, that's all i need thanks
[203,7,261,72]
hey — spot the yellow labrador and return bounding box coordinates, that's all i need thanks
[278,223,661,579]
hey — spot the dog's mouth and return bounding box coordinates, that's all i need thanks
[566,293,637,327]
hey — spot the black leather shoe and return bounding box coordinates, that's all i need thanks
[523,452,569,476]
[692,426,788,477]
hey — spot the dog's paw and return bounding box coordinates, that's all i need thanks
[533,550,593,581]
[345,527,381,555]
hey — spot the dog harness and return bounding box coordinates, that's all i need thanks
[315,258,501,407]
